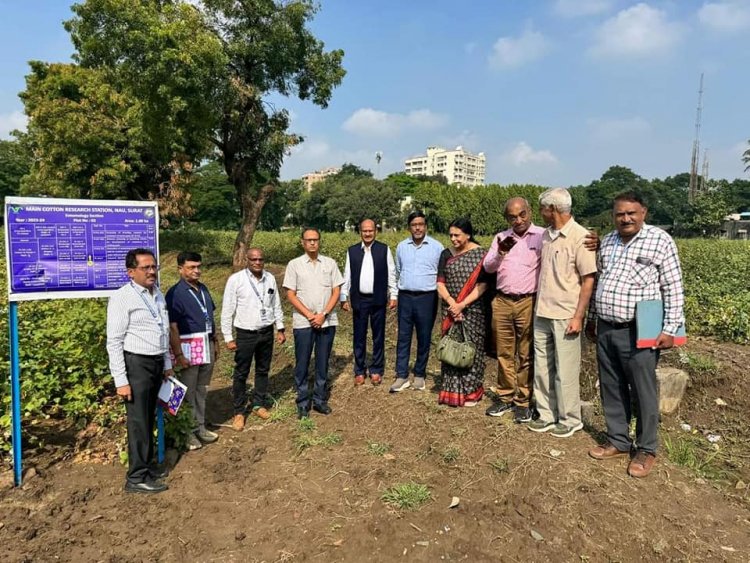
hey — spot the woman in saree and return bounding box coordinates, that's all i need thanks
[436,218,490,407]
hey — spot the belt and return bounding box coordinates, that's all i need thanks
[496,291,536,302]
[600,319,635,329]
[399,289,436,296]
[124,351,164,359]
[237,325,273,334]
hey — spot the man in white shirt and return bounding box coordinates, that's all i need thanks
[106,248,173,494]
[283,228,344,419]
[340,219,398,386]
[221,247,285,431]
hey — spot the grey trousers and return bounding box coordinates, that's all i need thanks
[533,316,582,428]
[177,342,215,432]
[596,320,660,454]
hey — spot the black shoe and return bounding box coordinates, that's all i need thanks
[313,403,332,415]
[297,407,310,420]
[149,466,169,480]
[513,406,533,424]
[485,402,513,417]
[124,479,168,494]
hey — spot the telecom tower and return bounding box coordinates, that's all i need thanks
[688,74,704,203]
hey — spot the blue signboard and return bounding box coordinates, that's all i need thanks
[4,197,159,301]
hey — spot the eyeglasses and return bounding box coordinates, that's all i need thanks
[134,265,160,272]
[248,258,264,262]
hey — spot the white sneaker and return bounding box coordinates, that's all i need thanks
[412,377,426,391]
[197,428,218,443]
[186,434,203,451]
[389,378,411,393]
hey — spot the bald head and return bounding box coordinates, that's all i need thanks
[504,197,532,236]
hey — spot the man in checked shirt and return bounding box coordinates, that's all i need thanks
[585,191,685,478]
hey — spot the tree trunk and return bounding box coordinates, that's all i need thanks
[231,180,275,270]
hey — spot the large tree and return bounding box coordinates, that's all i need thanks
[22,0,344,267]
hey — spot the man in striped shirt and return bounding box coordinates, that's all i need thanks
[107,248,173,494]
[586,191,684,478]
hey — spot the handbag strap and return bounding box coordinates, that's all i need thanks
[448,322,467,341]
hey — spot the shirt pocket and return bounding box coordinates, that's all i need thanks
[321,266,333,287]
[629,262,657,288]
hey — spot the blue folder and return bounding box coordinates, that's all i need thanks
[636,299,686,349]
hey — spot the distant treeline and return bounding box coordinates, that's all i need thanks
[186,162,750,236]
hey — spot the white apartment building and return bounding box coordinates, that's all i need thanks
[301,166,341,191]
[404,146,486,186]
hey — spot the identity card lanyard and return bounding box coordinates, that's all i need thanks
[130,282,167,349]
[188,286,212,333]
[246,270,269,319]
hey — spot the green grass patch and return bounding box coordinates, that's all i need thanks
[441,445,461,464]
[678,351,720,378]
[488,458,510,474]
[366,441,392,456]
[662,433,726,480]
[381,482,432,510]
[297,417,316,433]
[294,431,342,454]
[268,403,297,423]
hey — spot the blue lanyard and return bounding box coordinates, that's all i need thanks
[130,282,164,331]
[187,285,210,322]
[245,270,267,307]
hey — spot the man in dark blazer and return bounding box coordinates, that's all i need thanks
[341,218,398,385]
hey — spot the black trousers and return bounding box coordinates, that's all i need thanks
[352,295,386,376]
[232,326,274,414]
[596,320,660,454]
[124,352,163,484]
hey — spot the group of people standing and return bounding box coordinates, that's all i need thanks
[106,188,684,494]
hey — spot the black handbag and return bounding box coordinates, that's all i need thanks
[436,322,476,369]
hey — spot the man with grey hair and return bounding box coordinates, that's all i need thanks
[528,188,597,438]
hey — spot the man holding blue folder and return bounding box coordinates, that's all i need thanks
[586,192,684,478]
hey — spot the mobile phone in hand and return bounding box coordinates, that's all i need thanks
[498,236,516,252]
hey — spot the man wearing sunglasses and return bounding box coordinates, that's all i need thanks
[106,248,173,494]
[221,247,286,431]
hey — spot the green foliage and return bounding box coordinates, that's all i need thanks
[163,403,195,452]
[441,445,461,464]
[662,433,726,480]
[365,441,392,456]
[188,162,241,230]
[0,139,30,199]
[677,240,750,344]
[381,482,432,511]
[0,269,110,448]
[298,175,402,231]
[488,458,510,474]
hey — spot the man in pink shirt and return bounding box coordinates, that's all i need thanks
[483,197,544,423]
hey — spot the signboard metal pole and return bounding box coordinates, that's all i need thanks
[8,301,23,486]
[156,405,165,464]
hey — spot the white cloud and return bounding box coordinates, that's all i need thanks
[502,142,559,166]
[488,26,551,70]
[554,0,615,18]
[698,1,750,33]
[342,108,448,137]
[587,116,651,141]
[0,110,27,139]
[589,3,685,58]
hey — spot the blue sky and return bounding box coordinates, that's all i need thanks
[1,0,749,186]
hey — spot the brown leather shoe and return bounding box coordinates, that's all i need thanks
[231,414,245,432]
[370,374,382,385]
[354,375,365,386]
[589,442,631,460]
[254,407,271,420]
[628,451,656,478]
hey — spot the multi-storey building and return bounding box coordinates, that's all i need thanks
[404,146,486,186]
[301,166,341,191]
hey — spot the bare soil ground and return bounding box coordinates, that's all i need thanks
[1,263,749,562]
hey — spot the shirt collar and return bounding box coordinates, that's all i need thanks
[408,236,430,246]
[557,217,577,237]
[178,278,204,292]
[246,268,266,282]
